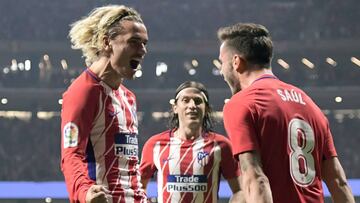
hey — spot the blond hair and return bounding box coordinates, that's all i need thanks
[69,5,143,66]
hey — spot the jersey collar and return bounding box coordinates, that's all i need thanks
[252,74,278,85]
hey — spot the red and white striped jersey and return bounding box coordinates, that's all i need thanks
[140,130,240,203]
[61,69,147,203]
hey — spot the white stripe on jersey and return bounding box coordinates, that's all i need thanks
[168,137,183,203]
[153,142,163,203]
[89,91,109,188]
[118,87,138,134]
[205,141,221,203]
[108,89,128,133]
[190,138,205,203]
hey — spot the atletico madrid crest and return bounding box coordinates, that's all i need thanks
[197,151,209,166]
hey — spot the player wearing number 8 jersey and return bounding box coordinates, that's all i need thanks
[217,23,355,203]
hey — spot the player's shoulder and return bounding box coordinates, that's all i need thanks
[64,69,102,98]
[120,84,136,98]
[146,130,171,144]
[226,85,258,107]
[207,132,231,144]
[224,92,254,115]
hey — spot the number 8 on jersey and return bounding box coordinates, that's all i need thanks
[288,118,316,187]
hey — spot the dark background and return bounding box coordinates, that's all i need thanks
[0,0,359,202]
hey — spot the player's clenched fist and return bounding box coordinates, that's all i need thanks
[86,185,110,203]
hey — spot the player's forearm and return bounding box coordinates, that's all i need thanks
[322,157,355,203]
[62,152,95,202]
[245,175,273,203]
[328,179,355,203]
[238,152,273,203]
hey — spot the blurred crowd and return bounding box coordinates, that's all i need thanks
[0,0,359,41]
[1,54,360,89]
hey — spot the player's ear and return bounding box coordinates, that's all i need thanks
[173,105,178,114]
[232,54,246,73]
[102,36,112,53]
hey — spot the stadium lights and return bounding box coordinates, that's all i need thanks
[37,111,60,120]
[212,68,220,76]
[335,96,343,103]
[156,62,168,76]
[25,60,31,71]
[43,54,52,69]
[43,54,50,61]
[151,112,170,121]
[188,68,196,75]
[301,58,315,69]
[18,62,25,71]
[326,57,337,67]
[277,59,290,69]
[61,59,68,70]
[183,60,197,75]
[351,57,360,67]
[0,111,32,120]
[212,59,221,69]
[212,59,221,76]
[135,69,143,78]
[191,59,199,67]
[2,67,10,74]
[1,98,8,105]
[10,59,17,71]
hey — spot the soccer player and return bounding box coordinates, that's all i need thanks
[139,81,244,203]
[217,23,355,203]
[61,5,148,203]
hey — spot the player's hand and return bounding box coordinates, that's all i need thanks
[85,185,110,203]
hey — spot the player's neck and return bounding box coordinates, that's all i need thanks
[89,58,123,89]
[174,126,202,141]
[240,68,273,89]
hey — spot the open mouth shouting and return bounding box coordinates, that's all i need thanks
[130,59,141,70]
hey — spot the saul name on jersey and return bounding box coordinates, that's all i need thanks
[114,133,138,158]
[277,88,306,105]
[166,175,207,192]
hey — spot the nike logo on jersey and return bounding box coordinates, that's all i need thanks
[162,157,174,163]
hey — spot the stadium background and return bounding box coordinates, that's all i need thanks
[0,0,359,202]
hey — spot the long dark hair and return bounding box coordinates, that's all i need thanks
[168,81,214,132]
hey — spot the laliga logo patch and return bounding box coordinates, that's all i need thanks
[197,151,209,166]
[63,122,79,148]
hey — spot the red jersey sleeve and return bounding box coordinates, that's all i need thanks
[217,135,241,179]
[61,83,99,203]
[139,137,157,180]
[223,100,260,157]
